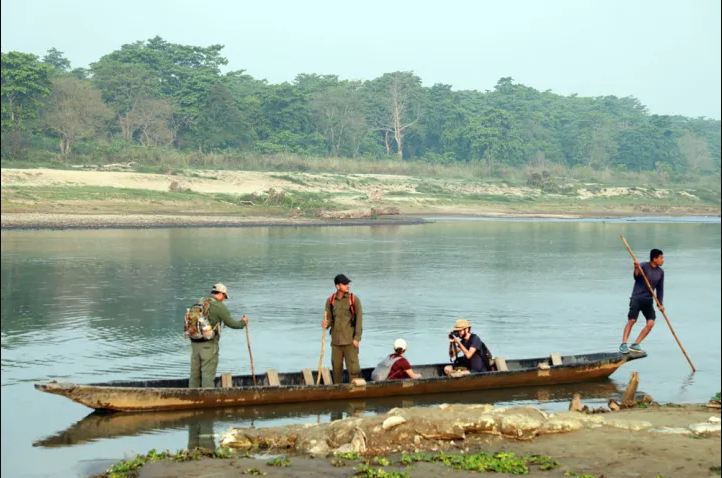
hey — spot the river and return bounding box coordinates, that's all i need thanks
[1,217,720,477]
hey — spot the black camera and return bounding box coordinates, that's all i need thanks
[448,330,460,340]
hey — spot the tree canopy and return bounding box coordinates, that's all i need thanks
[1,38,719,173]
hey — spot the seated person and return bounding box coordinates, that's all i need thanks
[371,338,422,380]
[443,318,494,376]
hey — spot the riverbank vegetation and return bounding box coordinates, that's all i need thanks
[2,38,720,176]
[3,38,720,222]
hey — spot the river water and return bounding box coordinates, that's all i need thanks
[1,217,720,477]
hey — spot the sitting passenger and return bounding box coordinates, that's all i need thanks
[444,318,494,376]
[371,338,422,381]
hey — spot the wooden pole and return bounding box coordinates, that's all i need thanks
[619,235,696,372]
[621,371,640,407]
[317,311,328,385]
[244,322,257,385]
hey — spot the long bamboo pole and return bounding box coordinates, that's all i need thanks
[620,235,696,372]
[244,320,257,385]
[317,311,328,384]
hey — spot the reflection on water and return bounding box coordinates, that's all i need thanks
[35,381,621,448]
[2,219,720,478]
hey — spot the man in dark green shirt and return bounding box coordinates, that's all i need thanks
[190,283,248,388]
[321,274,363,384]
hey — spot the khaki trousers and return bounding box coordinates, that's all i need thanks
[190,340,219,388]
[331,343,360,384]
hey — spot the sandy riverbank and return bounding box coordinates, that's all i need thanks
[2,167,719,230]
[127,404,720,478]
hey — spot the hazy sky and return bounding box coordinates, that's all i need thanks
[2,0,720,119]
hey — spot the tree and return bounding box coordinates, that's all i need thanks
[91,37,229,143]
[42,48,71,71]
[310,83,368,156]
[452,108,525,166]
[124,97,175,146]
[187,82,247,151]
[43,77,113,155]
[677,131,715,172]
[365,72,422,159]
[92,61,162,140]
[1,51,52,130]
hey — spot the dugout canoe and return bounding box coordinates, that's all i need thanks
[35,351,645,413]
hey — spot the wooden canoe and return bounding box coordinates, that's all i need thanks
[35,351,645,413]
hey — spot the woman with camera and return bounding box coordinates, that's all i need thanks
[443,318,493,376]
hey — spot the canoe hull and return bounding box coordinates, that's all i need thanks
[35,352,644,412]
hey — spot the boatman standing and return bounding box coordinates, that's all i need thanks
[321,274,363,384]
[189,283,249,388]
[619,249,665,354]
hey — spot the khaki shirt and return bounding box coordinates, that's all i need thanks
[325,292,363,346]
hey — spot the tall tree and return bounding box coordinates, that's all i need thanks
[1,51,52,130]
[124,97,175,146]
[91,36,228,143]
[43,77,113,155]
[365,72,422,159]
[42,48,71,72]
[310,82,368,156]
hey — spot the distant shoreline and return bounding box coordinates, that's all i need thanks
[2,167,719,230]
[2,211,719,231]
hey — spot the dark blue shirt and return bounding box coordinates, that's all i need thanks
[456,334,488,372]
[631,262,664,303]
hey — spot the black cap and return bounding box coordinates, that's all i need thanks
[334,274,351,285]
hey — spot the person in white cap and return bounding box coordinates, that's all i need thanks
[387,338,422,379]
[189,283,249,388]
[371,338,422,380]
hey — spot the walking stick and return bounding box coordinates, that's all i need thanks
[316,311,328,385]
[244,321,257,385]
[620,235,696,372]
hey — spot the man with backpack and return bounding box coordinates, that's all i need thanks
[321,274,363,384]
[187,283,248,388]
[443,318,494,376]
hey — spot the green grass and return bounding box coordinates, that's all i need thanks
[398,451,560,474]
[266,456,291,467]
[1,185,338,217]
[2,185,201,202]
[101,448,234,478]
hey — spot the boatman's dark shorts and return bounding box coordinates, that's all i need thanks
[628,297,656,321]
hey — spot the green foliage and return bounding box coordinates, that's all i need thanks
[1,40,719,175]
[100,447,234,477]
[241,468,266,476]
[266,456,291,467]
[713,392,721,401]
[42,48,71,72]
[1,51,52,131]
[399,450,559,474]
[354,463,409,478]
[104,449,171,478]
[334,451,361,461]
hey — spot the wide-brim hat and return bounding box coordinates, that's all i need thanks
[453,318,471,330]
[211,282,229,298]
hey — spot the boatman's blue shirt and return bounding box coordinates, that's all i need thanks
[631,262,664,303]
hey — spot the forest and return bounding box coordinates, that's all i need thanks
[2,36,720,176]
